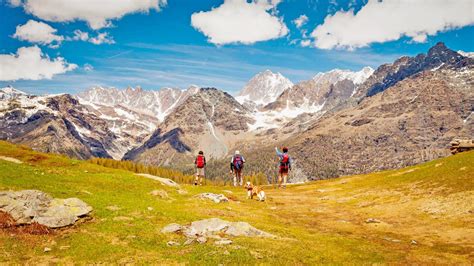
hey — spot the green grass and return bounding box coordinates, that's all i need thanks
[0,141,473,264]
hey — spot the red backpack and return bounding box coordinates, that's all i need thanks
[280,154,290,170]
[196,155,205,168]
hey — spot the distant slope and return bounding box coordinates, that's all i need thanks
[0,140,473,264]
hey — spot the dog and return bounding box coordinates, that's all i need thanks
[245,181,266,201]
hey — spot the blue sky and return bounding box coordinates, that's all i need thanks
[0,0,473,95]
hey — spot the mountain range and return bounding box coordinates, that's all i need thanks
[0,42,472,181]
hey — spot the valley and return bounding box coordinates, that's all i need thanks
[0,42,472,181]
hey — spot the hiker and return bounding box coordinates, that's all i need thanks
[231,150,245,186]
[194,151,206,185]
[275,147,291,188]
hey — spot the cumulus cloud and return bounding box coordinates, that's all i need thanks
[0,46,77,81]
[10,0,167,29]
[13,20,64,47]
[66,30,114,45]
[312,0,474,50]
[191,0,288,45]
[293,14,308,28]
[89,32,115,45]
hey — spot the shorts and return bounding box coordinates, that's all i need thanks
[279,167,289,175]
[196,167,205,177]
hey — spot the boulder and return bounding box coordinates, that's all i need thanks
[163,218,275,241]
[195,193,229,203]
[0,190,92,228]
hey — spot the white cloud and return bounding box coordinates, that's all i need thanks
[0,46,77,81]
[66,30,114,45]
[13,20,64,47]
[293,14,308,28]
[11,0,167,29]
[312,0,474,50]
[71,30,89,41]
[300,39,312,47]
[191,0,288,45]
[83,63,94,72]
[89,32,115,45]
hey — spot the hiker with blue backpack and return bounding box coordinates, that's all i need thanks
[230,150,245,186]
[275,147,292,188]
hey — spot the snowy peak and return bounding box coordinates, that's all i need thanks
[312,67,374,85]
[0,86,28,100]
[237,70,293,106]
[76,85,198,122]
[458,50,474,58]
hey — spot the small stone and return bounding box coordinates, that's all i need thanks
[167,241,180,247]
[147,207,153,211]
[197,236,207,244]
[215,239,233,245]
[150,190,169,199]
[195,193,229,203]
[365,218,381,224]
[184,238,195,245]
[43,247,51,252]
[411,240,418,245]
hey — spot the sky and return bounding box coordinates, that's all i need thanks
[0,0,473,95]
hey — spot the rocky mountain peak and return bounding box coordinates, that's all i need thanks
[236,70,293,107]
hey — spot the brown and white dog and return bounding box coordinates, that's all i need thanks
[245,181,266,201]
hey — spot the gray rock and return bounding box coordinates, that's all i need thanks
[0,190,92,228]
[167,241,180,247]
[137,174,180,188]
[161,223,183,233]
[365,218,381,224]
[195,193,229,203]
[174,218,275,239]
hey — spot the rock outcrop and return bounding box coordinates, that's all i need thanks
[162,218,275,245]
[0,190,92,228]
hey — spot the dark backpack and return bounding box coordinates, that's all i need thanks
[280,154,290,170]
[196,155,205,168]
[233,155,244,170]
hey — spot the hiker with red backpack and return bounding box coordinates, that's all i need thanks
[231,150,245,187]
[275,147,291,188]
[194,151,206,185]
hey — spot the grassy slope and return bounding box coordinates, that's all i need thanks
[0,141,472,264]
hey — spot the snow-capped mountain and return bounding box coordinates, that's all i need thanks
[313,67,374,85]
[77,85,199,122]
[0,88,128,159]
[0,86,28,100]
[236,70,293,107]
